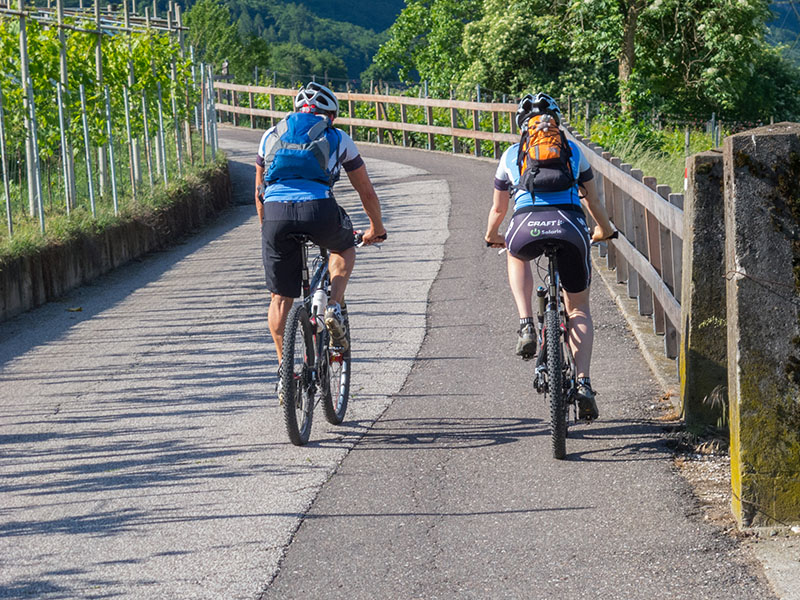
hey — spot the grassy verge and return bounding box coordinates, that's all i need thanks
[0,154,227,266]
[568,113,719,191]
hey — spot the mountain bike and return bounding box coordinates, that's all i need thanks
[279,232,384,446]
[532,231,617,459]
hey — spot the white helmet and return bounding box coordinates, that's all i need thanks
[294,82,339,116]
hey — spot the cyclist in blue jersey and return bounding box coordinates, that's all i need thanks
[484,93,614,420]
[255,82,387,368]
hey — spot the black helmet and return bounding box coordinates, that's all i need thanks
[516,92,562,128]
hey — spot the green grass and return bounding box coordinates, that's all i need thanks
[0,146,226,265]
[568,113,719,192]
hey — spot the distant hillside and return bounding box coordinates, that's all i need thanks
[53,0,404,80]
[228,0,397,79]
[277,0,405,33]
[768,1,800,65]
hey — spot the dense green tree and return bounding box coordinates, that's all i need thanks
[372,0,482,93]
[269,41,347,82]
[635,0,776,117]
[237,9,254,38]
[185,0,270,81]
[375,0,799,119]
[185,0,244,73]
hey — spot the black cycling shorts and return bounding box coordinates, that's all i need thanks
[504,205,592,293]
[261,198,355,297]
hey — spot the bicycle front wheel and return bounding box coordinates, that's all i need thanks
[281,304,316,446]
[322,307,351,425]
[545,308,567,459]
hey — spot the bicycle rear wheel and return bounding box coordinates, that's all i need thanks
[281,304,316,446]
[545,308,567,459]
[322,306,351,425]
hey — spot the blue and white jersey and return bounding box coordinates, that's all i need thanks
[494,140,594,212]
[256,115,364,203]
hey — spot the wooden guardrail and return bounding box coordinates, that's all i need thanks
[213,82,683,362]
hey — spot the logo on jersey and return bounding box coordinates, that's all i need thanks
[527,219,563,227]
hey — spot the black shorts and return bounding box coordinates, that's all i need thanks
[261,198,355,297]
[504,205,592,293]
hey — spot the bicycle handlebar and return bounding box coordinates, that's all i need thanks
[354,231,388,247]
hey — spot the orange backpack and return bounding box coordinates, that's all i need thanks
[516,115,576,194]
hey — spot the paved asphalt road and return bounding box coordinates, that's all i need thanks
[0,125,776,599]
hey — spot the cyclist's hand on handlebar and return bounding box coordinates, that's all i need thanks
[360,227,388,246]
[591,226,618,244]
[485,233,505,248]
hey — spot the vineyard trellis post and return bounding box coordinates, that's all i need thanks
[57,0,76,209]
[123,0,141,185]
[145,6,163,180]
[123,86,137,199]
[206,65,218,158]
[199,61,206,164]
[27,79,44,233]
[79,84,96,217]
[0,88,11,236]
[95,0,107,197]
[177,5,193,166]
[19,0,40,220]
[104,85,119,214]
[56,82,71,215]
[141,93,155,188]
[156,81,168,185]
[167,5,182,176]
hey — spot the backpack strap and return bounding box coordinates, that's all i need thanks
[327,128,343,188]
[261,118,290,174]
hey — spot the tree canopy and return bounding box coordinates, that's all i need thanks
[372,0,800,120]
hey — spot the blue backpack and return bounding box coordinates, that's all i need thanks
[262,112,342,186]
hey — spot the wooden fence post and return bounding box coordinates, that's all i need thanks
[657,184,678,358]
[426,102,434,151]
[644,176,666,335]
[400,104,409,147]
[612,158,631,287]
[347,96,354,139]
[492,111,500,159]
[630,168,653,315]
[601,151,617,272]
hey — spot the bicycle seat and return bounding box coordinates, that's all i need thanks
[287,233,313,245]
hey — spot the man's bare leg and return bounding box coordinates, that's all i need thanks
[564,288,593,379]
[268,293,294,364]
[328,247,355,306]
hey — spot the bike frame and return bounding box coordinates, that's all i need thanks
[299,242,330,308]
[536,246,578,419]
[298,241,331,382]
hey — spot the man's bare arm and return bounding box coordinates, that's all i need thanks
[255,164,265,224]
[346,164,386,244]
[579,178,614,242]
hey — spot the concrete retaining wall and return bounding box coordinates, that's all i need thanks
[0,163,232,324]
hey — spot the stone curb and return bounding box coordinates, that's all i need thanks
[591,251,680,408]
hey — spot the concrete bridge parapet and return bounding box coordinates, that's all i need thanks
[723,122,800,527]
